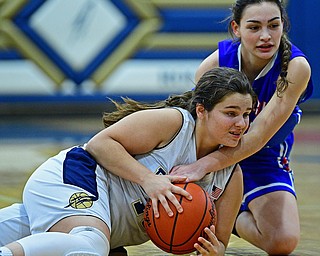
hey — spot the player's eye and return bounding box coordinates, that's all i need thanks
[247,25,259,31]
[269,23,280,29]
[226,112,236,117]
[243,112,250,118]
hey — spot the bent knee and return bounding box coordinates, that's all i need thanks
[69,226,110,256]
[265,233,299,255]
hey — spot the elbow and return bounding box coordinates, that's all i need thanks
[84,138,99,160]
[85,134,116,164]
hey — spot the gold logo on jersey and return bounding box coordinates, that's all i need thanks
[65,192,95,209]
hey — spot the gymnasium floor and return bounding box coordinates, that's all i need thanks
[0,114,319,255]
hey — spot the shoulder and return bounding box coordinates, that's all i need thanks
[195,39,240,83]
[137,107,183,121]
[289,56,310,71]
[195,50,219,83]
[288,57,311,84]
[155,107,185,129]
[278,57,312,104]
[289,56,311,90]
[120,108,183,131]
[172,107,194,123]
[287,43,312,78]
[131,108,186,148]
[153,108,192,148]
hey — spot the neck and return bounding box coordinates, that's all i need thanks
[196,128,220,159]
[241,51,271,83]
[197,146,219,159]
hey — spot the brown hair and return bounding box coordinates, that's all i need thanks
[102,67,256,128]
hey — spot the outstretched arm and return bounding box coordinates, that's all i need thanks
[171,57,311,181]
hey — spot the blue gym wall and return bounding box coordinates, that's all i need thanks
[287,0,320,104]
[0,0,318,114]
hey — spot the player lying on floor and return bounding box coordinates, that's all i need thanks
[0,67,256,256]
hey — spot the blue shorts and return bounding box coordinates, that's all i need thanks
[239,137,296,212]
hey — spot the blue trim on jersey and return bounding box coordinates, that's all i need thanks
[240,183,295,212]
[63,147,98,198]
[266,106,301,148]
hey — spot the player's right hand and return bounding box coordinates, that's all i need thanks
[141,173,192,218]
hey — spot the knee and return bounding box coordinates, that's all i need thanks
[265,232,299,255]
[68,226,110,256]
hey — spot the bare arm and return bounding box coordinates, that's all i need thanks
[171,57,311,181]
[194,165,243,255]
[195,50,219,82]
[85,108,191,217]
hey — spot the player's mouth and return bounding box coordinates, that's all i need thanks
[257,43,274,52]
[229,131,242,139]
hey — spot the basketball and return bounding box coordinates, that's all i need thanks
[143,183,217,255]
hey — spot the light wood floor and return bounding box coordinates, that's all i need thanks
[0,114,319,255]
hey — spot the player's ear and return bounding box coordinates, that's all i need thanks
[196,103,206,119]
[231,20,241,38]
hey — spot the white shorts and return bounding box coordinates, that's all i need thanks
[22,147,111,234]
[0,203,30,246]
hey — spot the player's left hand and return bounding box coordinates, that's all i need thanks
[193,225,225,256]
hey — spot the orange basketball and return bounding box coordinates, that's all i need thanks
[143,183,217,255]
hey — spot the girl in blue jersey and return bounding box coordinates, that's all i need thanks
[171,0,313,255]
[0,67,256,256]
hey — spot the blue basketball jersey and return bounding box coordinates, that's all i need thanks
[218,39,313,149]
[218,39,314,210]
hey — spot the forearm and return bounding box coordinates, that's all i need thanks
[170,124,267,181]
[209,114,292,175]
[198,106,280,173]
[197,127,263,172]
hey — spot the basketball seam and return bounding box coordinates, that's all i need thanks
[169,183,187,252]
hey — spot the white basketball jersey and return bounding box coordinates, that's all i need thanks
[107,107,235,247]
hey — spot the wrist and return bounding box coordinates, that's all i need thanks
[139,171,156,187]
[218,241,226,256]
[198,155,219,173]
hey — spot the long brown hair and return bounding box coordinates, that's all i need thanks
[102,67,256,128]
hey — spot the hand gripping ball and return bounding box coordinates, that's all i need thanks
[143,183,217,255]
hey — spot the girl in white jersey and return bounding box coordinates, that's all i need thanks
[0,67,256,256]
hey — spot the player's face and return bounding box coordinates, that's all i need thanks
[232,2,283,62]
[199,92,252,150]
